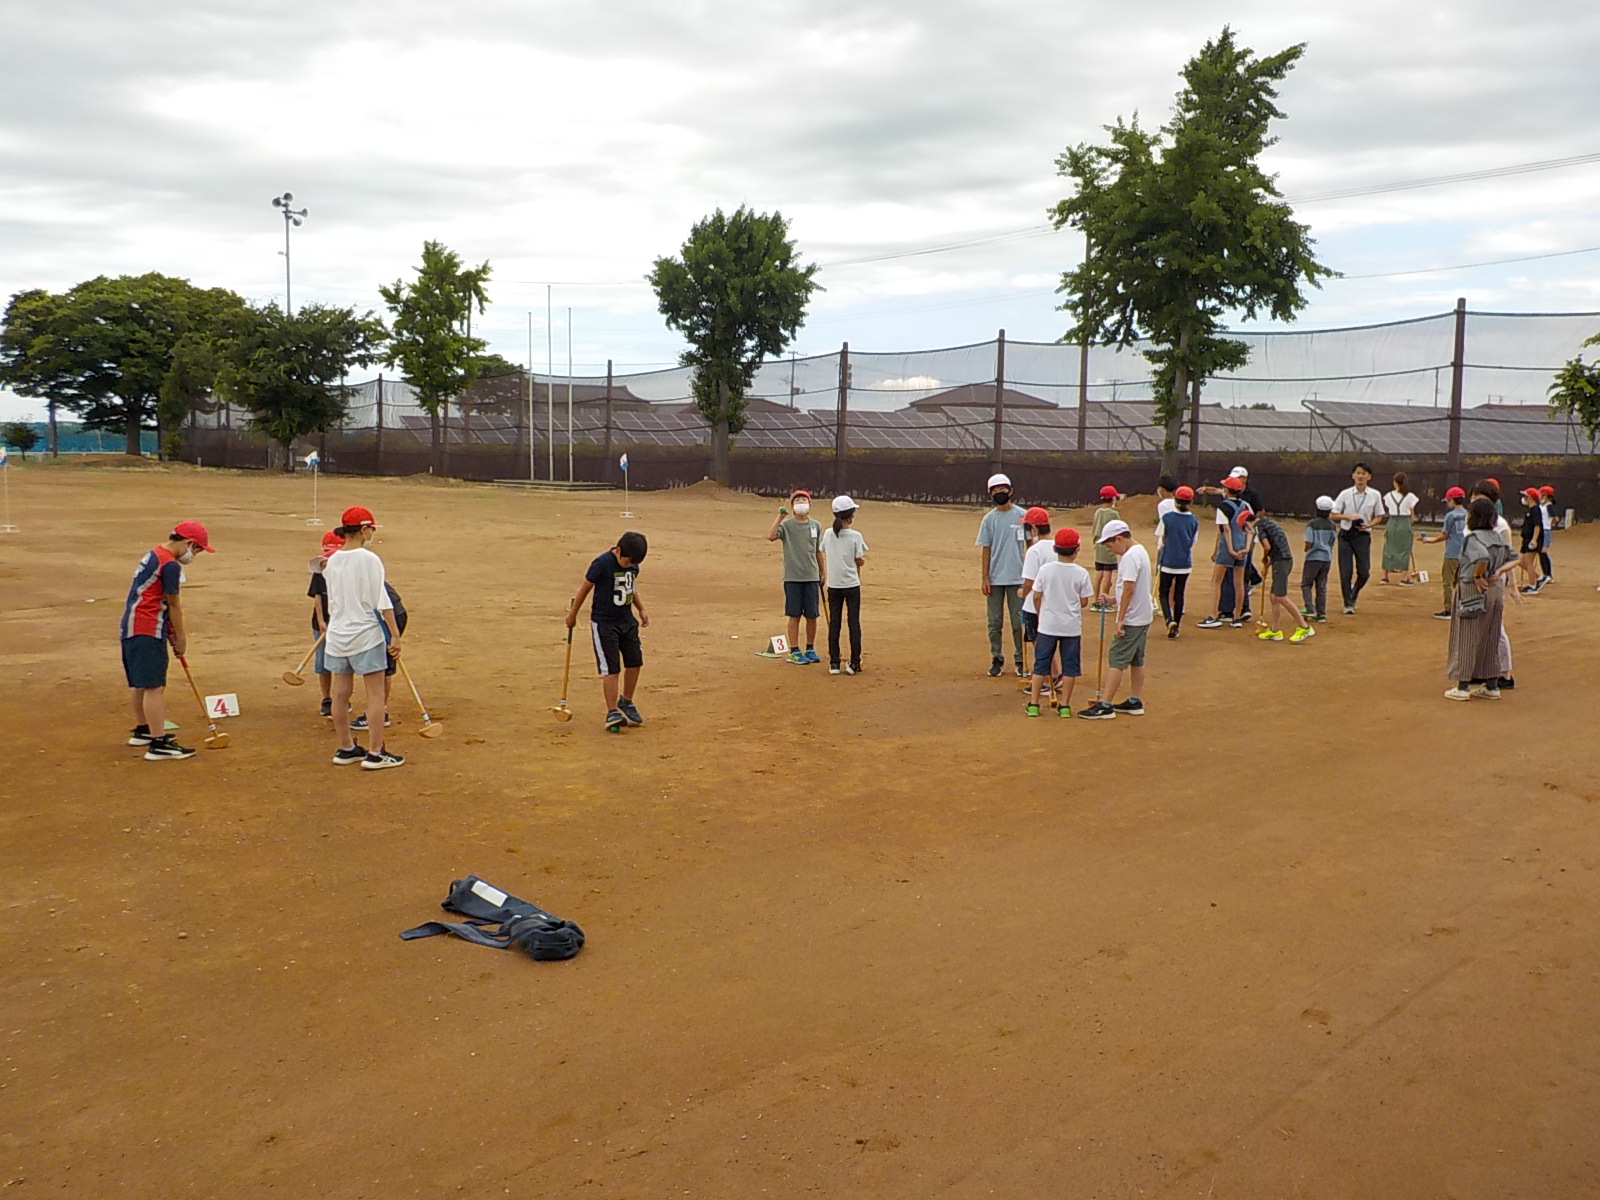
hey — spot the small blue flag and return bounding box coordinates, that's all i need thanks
[619,453,628,471]
[303,450,320,468]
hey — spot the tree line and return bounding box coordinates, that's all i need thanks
[6,29,1593,482]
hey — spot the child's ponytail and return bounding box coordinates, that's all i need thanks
[833,515,845,536]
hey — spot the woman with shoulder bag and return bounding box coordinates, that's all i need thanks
[1444,497,1516,701]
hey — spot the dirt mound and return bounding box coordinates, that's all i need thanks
[74,454,160,469]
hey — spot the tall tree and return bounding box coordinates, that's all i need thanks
[379,241,491,474]
[0,274,248,456]
[649,207,818,484]
[1,421,40,459]
[1051,27,1333,474]
[1548,331,1600,439]
[218,303,387,470]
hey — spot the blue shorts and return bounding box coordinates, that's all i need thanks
[784,580,821,619]
[324,643,390,676]
[121,635,168,689]
[1032,632,1082,678]
[313,631,330,676]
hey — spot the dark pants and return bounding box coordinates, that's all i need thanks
[1158,571,1189,626]
[1300,560,1330,616]
[1539,549,1552,578]
[1338,530,1372,607]
[1218,561,1261,618]
[826,586,862,667]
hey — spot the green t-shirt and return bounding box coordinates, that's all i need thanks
[777,518,823,582]
[1092,506,1120,566]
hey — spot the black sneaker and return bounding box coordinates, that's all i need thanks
[362,749,405,771]
[1014,660,1026,678]
[143,736,195,761]
[332,745,367,766]
[1498,676,1515,690]
[1166,620,1179,640]
[127,724,154,747]
[987,658,1004,677]
[605,708,626,733]
[1229,618,1244,629]
[617,697,644,726]
[350,713,391,730]
[1432,610,1452,620]
[319,697,333,718]
[1111,698,1145,716]
[1240,610,1253,622]
[845,662,860,675]
[1078,701,1116,720]
[1196,616,1223,629]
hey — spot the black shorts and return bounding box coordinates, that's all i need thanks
[1094,562,1118,573]
[591,620,642,677]
[121,635,168,689]
[784,580,821,619]
[1022,610,1038,642]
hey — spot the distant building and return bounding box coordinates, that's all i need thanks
[906,384,1057,410]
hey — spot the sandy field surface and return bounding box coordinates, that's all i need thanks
[2,460,1598,1199]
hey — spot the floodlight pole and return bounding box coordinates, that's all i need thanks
[270,192,308,314]
[1446,297,1467,481]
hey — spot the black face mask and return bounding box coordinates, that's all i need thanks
[991,491,1011,506]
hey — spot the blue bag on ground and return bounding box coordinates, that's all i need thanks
[399,875,585,961]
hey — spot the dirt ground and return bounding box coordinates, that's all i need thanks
[3,461,1599,1199]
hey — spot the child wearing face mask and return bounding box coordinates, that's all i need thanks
[121,519,216,760]
[767,488,827,665]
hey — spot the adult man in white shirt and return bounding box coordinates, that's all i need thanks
[323,505,405,770]
[1330,461,1385,614]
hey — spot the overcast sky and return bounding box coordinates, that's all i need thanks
[3,0,1599,420]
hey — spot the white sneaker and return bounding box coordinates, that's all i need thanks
[1443,686,1472,702]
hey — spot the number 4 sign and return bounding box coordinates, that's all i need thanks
[205,693,241,718]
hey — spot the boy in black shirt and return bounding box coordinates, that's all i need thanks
[1246,512,1313,643]
[566,531,650,733]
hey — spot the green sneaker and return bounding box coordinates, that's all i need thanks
[786,649,807,665]
[1057,704,1072,718]
[1024,703,1041,718]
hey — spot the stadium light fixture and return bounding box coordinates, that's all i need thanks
[270,192,309,314]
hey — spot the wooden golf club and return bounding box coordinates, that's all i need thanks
[552,618,574,722]
[175,653,230,749]
[1093,604,1107,702]
[282,633,325,686]
[394,655,443,738]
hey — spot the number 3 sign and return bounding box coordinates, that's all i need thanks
[205,693,241,718]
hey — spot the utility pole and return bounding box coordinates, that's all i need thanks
[990,330,1006,475]
[835,343,850,495]
[1446,297,1467,481]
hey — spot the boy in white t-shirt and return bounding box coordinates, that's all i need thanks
[1081,520,1153,720]
[1026,528,1094,718]
[322,505,405,771]
[1017,506,1053,694]
[820,496,869,675]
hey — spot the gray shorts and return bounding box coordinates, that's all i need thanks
[1271,559,1291,596]
[1107,622,1149,670]
[324,642,390,676]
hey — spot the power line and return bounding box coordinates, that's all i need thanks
[1340,244,1600,280]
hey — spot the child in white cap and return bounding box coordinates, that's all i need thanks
[821,496,868,674]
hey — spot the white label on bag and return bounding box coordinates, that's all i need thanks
[470,880,508,907]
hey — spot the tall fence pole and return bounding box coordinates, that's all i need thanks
[835,342,850,495]
[1446,297,1467,481]
[375,375,384,473]
[1076,339,1089,452]
[527,313,535,481]
[602,359,614,483]
[1186,377,1201,480]
[990,329,1006,475]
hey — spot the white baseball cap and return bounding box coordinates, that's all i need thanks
[1316,494,1335,511]
[1229,466,1248,478]
[831,495,857,514]
[987,473,1012,490]
[1097,519,1132,543]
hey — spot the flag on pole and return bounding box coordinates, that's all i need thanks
[0,446,8,467]
[303,451,320,468]
[619,453,628,471]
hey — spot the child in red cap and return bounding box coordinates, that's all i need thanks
[1025,528,1094,717]
[307,530,344,717]
[323,505,405,770]
[1516,488,1546,594]
[1017,506,1053,692]
[1422,487,1468,618]
[121,520,214,760]
[767,489,826,664]
[1089,485,1122,611]
[1537,485,1557,584]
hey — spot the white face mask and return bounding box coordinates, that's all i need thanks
[178,546,196,564]
[792,502,810,517]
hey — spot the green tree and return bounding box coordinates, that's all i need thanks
[1,421,40,459]
[1549,332,1600,439]
[0,274,248,456]
[219,303,387,470]
[649,206,818,484]
[1051,27,1333,474]
[379,241,491,474]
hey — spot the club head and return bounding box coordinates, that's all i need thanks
[205,731,231,749]
[418,720,443,739]
[282,670,305,686]
[552,703,573,722]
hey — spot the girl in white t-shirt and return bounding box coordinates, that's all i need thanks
[820,496,869,675]
[1380,472,1419,585]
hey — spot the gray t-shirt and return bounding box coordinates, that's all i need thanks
[976,506,1026,585]
[776,518,823,582]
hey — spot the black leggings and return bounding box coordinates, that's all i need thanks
[1158,571,1188,626]
[826,586,862,667]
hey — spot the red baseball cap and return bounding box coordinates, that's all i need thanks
[1539,485,1556,495]
[1221,476,1245,492]
[340,505,377,529]
[172,520,215,552]
[1053,528,1081,549]
[1486,477,1500,488]
[1023,506,1050,526]
[319,530,344,556]
[1444,486,1466,500]
[1098,485,1119,501]
[1175,485,1194,501]
[789,489,810,502]
[1522,487,1541,499]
